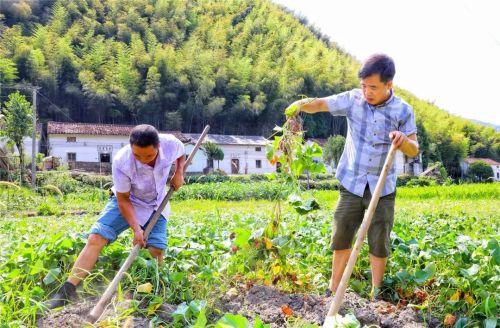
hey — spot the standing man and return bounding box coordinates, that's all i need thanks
[47,124,186,309]
[287,54,419,299]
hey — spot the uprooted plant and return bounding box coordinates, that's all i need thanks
[228,101,327,289]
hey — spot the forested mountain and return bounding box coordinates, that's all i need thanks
[1,0,498,177]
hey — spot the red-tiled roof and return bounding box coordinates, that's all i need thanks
[47,121,190,143]
[464,157,500,165]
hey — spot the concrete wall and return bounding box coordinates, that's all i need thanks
[48,134,128,163]
[185,143,275,174]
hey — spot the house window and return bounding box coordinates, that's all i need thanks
[67,136,76,142]
[100,153,111,163]
[255,147,262,152]
[67,152,76,162]
[256,160,262,168]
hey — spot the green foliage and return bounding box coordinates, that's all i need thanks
[203,141,224,169]
[468,161,494,182]
[174,181,289,201]
[36,171,112,194]
[0,0,497,172]
[0,182,499,326]
[322,135,345,167]
[0,91,33,183]
[0,57,18,84]
[404,177,437,187]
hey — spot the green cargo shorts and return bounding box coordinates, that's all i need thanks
[330,184,395,258]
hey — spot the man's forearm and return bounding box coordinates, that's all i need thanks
[399,138,419,158]
[298,98,329,114]
[174,155,186,175]
[117,198,140,231]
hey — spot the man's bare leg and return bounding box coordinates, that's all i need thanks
[328,249,352,292]
[67,233,108,286]
[148,246,164,265]
[369,253,387,298]
[46,234,107,309]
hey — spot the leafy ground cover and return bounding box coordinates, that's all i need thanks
[0,182,498,327]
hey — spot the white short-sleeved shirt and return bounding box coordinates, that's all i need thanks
[111,134,185,226]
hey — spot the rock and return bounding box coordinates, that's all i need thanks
[157,303,177,322]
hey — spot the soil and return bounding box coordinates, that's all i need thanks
[39,285,435,327]
[219,285,432,328]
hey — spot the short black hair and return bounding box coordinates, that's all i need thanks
[129,124,160,147]
[358,53,395,83]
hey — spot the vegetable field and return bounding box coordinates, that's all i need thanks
[0,182,498,327]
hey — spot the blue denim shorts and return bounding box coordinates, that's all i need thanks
[89,196,167,250]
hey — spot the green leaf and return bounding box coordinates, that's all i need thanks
[192,309,207,328]
[172,302,189,320]
[43,268,61,285]
[234,228,251,248]
[453,317,468,328]
[189,300,207,315]
[284,104,299,117]
[484,318,497,328]
[215,313,250,328]
[396,269,411,282]
[414,263,436,283]
[460,264,479,277]
[250,228,265,240]
[492,246,500,265]
[253,316,270,328]
[30,259,44,275]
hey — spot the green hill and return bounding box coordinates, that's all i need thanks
[0,0,498,176]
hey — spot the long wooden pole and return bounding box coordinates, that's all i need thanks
[324,144,398,324]
[89,126,210,321]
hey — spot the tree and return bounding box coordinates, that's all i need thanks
[323,135,345,169]
[0,92,33,184]
[468,161,493,182]
[0,57,18,84]
[203,141,224,170]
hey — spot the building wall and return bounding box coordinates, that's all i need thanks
[185,143,275,174]
[47,134,274,175]
[48,134,128,163]
[461,161,500,181]
[492,164,500,181]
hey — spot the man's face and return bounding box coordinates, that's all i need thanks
[360,74,393,106]
[131,144,158,164]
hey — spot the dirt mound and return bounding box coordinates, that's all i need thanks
[37,298,150,328]
[220,285,428,327]
[39,286,432,327]
[38,300,95,328]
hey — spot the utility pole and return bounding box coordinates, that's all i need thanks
[31,87,38,189]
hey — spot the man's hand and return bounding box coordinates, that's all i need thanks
[132,228,145,248]
[389,131,407,148]
[170,171,184,190]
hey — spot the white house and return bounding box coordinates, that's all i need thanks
[461,157,500,181]
[45,121,190,173]
[185,133,274,174]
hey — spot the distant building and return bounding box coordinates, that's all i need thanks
[185,133,274,174]
[461,157,500,181]
[44,121,189,174]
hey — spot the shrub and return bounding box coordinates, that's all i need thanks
[405,177,438,187]
[468,161,494,182]
[300,179,339,190]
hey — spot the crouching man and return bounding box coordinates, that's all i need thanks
[47,124,185,309]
